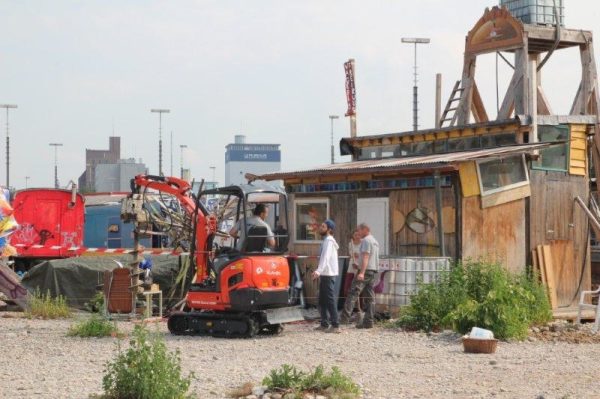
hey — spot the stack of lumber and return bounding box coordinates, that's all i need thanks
[532,240,576,310]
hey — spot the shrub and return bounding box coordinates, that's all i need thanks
[102,324,194,399]
[26,289,71,319]
[68,315,121,338]
[84,292,105,313]
[262,364,360,398]
[395,260,552,340]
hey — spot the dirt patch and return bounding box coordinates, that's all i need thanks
[528,320,600,344]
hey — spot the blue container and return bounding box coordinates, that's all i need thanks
[84,204,151,249]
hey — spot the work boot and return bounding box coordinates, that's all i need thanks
[325,326,341,334]
[356,322,373,329]
[314,325,329,332]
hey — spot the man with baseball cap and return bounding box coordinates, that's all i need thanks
[312,219,340,333]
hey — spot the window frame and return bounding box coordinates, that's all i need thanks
[531,125,570,173]
[476,154,530,196]
[293,198,330,244]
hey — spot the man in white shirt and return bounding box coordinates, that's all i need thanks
[311,219,340,333]
[229,203,275,251]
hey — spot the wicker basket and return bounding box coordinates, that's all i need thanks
[462,337,498,354]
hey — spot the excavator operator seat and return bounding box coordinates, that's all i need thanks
[242,225,268,253]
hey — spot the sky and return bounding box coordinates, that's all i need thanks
[2,0,600,189]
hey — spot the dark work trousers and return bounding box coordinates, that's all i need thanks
[318,275,339,328]
[341,270,377,325]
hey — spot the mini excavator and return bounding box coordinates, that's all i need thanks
[121,175,303,338]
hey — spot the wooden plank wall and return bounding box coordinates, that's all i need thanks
[529,170,591,306]
[288,192,357,257]
[288,188,457,258]
[569,124,588,176]
[462,196,526,273]
[389,187,457,258]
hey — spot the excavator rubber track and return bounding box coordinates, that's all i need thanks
[167,311,282,338]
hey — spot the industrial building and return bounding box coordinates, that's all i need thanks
[225,135,281,185]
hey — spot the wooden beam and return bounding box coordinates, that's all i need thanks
[537,85,553,115]
[456,55,477,125]
[514,46,530,116]
[498,71,520,120]
[570,81,584,115]
[541,244,559,310]
[481,184,531,209]
[524,25,592,45]
[471,81,489,123]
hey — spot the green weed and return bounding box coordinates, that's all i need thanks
[68,315,121,338]
[84,292,105,313]
[394,260,552,340]
[26,289,71,319]
[102,324,194,399]
[261,364,360,398]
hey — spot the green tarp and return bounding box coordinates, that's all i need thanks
[21,255,184,309]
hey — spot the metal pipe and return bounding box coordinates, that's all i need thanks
[434,171,446,257]
[435,73,442,128]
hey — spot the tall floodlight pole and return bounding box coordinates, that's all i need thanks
[150,109,170,176]
[179,144,187,179]
[328,115,339,164]
[0,104,18,188]
[401,37,430,131]
[49,143,63,189]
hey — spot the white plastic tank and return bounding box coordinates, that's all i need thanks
[500,0,565,26]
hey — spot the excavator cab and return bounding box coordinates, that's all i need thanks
[168,181,303,337]
[124,175,302,337]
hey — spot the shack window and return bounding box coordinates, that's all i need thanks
[481,133,517,148]
[531,125,569,172]
[294,199,329,242]
[413,141,434,155]
[477,155,529,195]
[448,136,481,151]
[358,145,398,160]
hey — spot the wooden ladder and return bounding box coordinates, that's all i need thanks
[439,80,463,128]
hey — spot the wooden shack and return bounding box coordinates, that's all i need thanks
[251,6,599,310]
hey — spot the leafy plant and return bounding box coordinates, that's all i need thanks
[68,315,121,338]
[102,324,194,399]
[84,292,105,313]
[262,364,360,398]
[394,260,552,340]
[26,289,71,319]
[262,364,304,392]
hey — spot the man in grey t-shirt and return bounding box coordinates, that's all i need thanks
[229,203,275,251]
[340,222,379,328]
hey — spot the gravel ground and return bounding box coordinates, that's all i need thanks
[2,313,600,399]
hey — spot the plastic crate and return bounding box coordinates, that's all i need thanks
[500,0,565,26]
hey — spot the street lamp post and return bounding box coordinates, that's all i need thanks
[150,109,170,176]
[179,145,187,179]
[25,176,30,189]
[49,143,63,189]
[328,115,339,164]
[0,104,18,188]
[401,37,430,131]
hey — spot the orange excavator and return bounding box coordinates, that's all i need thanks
[122,174,303,337]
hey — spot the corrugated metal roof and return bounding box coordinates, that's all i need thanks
[250,142,551,181]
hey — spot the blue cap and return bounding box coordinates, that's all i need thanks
[324,219,336,231]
